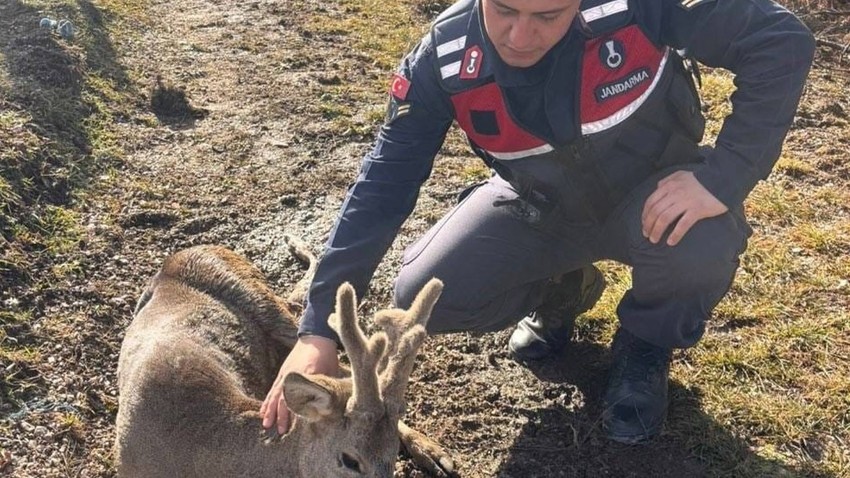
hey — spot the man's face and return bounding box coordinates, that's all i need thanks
[482,0,581,68]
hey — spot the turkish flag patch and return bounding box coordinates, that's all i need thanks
[390,73,411,100]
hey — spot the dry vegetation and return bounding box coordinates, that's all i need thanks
[1,0,848,476]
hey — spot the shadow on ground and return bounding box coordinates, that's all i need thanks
[150,75,208,127]
[0,0,132,414]
[0,0,136,289]
[494,333,834,478]
[0,0,130,153]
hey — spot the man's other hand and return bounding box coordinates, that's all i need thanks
[641,170,728,246]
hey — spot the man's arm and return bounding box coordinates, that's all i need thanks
[657,0,816,207]
[637,0,815,244]
[298,37,455,341]
[261,35,454,433]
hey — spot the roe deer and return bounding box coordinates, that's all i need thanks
[114,241,455,477]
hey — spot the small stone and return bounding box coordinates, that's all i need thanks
[0,450,11,471]
[57,20,74,39]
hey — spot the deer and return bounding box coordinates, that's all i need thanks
[114,239,456,477]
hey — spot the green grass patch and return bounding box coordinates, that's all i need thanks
[0,175,22,214]
[90,0,153,23]
[36,205,82,253]
[1,0,153,426]
[24,0,152,25]
[1,0,144,294]
[0,345,40,365]
[460,163,491,182]
[308,0,423,72]
[576,262,630,343]
[302,0,432,135]
[699,70,735,138]
[57,411,86,441]
[0,307,33,326]
[745,180,817,225]
[774,153,816,178]
[791,222,850,255]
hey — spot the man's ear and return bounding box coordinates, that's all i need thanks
[283,373,341,422]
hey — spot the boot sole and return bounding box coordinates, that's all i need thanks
[605,426,664,445]
[604,414,666,445]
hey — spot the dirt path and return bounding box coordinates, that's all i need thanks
[4,0,467,475]
[2,0,848,476]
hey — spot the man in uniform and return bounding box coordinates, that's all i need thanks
[262,0,815,444]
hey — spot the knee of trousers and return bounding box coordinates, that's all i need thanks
[632,212,748,301]
[394,263,457,333]
[394,263,433,310]
[394,262,518,335]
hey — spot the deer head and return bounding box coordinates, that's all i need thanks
[282,278,443,477]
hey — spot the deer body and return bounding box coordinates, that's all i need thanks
[115,244,448,477]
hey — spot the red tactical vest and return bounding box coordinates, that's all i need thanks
[431,0,705,221]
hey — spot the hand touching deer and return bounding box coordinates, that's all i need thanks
[114,241,455,477]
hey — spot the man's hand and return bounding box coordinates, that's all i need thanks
[641,170,728,246]
[261,335,339,434]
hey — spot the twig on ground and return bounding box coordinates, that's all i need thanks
[815,37,850,67]
[801,10,850,16]
[813,60,850,73]
[816,38,849,50]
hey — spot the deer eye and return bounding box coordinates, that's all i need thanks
[340,452,362,473]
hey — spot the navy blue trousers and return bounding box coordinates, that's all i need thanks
[394,170,751,349]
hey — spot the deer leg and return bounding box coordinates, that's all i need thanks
[398,420,458,477]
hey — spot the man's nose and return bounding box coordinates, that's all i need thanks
[507,17,535,50]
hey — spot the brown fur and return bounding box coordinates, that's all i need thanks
[114,243,454,477]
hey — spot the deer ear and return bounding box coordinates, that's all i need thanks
[283,373,340,422]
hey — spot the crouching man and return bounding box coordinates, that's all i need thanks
[262,0,815,445]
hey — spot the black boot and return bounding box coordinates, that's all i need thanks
[508,264,606,362]
[603,327,672,444]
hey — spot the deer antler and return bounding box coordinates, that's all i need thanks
[377,278,443,411]
[328,283,386,415]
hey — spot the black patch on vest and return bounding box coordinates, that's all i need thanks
[470,110,499,135]
[594,67,651,102]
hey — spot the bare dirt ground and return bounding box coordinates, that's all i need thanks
[1,0,848,476]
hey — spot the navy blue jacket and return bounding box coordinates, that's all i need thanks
[299,0,815,340]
